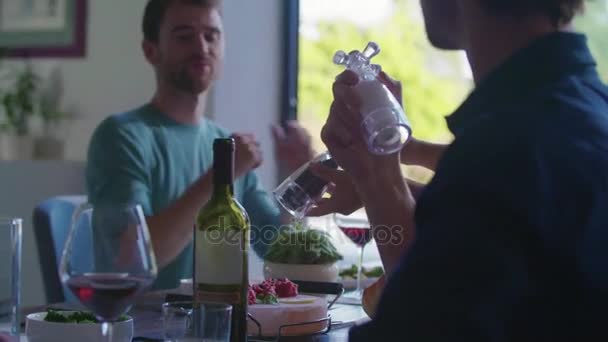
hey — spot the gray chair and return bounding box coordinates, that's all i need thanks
[32,195,87,303]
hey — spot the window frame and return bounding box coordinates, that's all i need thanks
[281,0,300,123]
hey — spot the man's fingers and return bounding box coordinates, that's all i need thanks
[322,103,355,148]
[310,163,343,183]
[232,132,256,140]
[232,133,259,146]
[271,124,285,142]
[285,120,301,132]
[332,82,362,113]
[322,121,358,150]
[378,71,402,104]
[307,198,340,217]
[335,70,360,85]
[378,71,398,87]
[254,153,263,168]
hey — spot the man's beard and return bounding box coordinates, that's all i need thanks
[166,66,210,95]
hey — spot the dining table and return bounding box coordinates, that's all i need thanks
[11,290,369,342]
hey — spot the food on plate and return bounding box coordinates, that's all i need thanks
[43,309,128,324]
[362,275,386,318]
[248,278,299,305]
[274,278,299,298]
[264,221,343,265]
[364,265,384,278]
[247,294,328,336]
[339,264,384,279]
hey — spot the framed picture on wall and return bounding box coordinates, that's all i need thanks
[0,0,87,58]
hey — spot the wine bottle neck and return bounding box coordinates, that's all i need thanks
[213,147,234,183]
[212,183,233,199]
[211,137,235,199]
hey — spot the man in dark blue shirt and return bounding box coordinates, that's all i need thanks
[313,0,608,340]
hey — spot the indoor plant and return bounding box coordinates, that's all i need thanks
[263,220,343,282]
[0,59,73,160]
[0,64,39,159]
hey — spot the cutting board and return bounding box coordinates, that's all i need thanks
[247,295,328,337]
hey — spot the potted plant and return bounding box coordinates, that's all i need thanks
[263,221,343,283]
[0,64,39,160]
[0,58,74,160]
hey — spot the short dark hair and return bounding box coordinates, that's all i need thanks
[481,0,585,26]
[142,0,222,42]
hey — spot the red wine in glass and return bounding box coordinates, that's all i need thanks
[60,204,157,342]
[334,211,372,301]
[67,274,153,322]
[339,227,373,248]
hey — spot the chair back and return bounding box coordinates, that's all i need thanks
[33,195,87,303]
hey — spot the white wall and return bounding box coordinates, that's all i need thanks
[0,161,85,307]
[17,0,157,161]
[8,0,283,189]
[211,0,284,280]
[210,0,282,191]
[1,0,284,305]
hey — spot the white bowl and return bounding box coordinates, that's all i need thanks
[263,262,338,283]
[26,311,133,342]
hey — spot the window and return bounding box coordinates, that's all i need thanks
[291,0,608,272]
[297,0,471,185]
[295,0,472,271]
[575,1,608,82]
[295,0,608,173]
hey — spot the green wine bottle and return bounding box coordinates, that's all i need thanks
[194,138,250,342]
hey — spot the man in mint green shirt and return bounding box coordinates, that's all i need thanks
[86,0,313,290]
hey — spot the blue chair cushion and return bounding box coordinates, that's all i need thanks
[33,196,87,303]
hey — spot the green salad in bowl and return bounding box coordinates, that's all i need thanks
[263,220,343,282]
[44,310,129,323]
[26,310,133,342]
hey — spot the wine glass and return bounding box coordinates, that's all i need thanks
[59,203,158,341]
[334,209,372,301]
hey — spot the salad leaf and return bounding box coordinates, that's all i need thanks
[264,220,343,265]
[339,265,385,279]
[339,264,359,279]
[364,266,384,278]
[44,310,129,323]
[44,309,69,323]
[256,293,279,305]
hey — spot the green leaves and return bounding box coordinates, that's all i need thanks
[256,293,279,305]
[574,0,608,82]
[0,65,39,135]
[264,222,343,265]
[44,310,129,323]
[298,0,469,146]
[44,310,98,324]
[338,264,384,279]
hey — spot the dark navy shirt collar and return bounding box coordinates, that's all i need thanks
[447,32,598,137]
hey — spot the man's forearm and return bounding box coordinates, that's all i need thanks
[357,166,416,274]
[146,171,213,268]
[406,178,426,200]
[401,139,448,171]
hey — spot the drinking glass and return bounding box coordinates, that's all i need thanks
[59,203,157,341]
[273,151,337,219]
[334,209,372,301]
[162,301,232,342]
[0,218,22,340]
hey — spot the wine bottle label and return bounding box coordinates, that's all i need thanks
[195,228,244,285]
[194,284,241,304]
